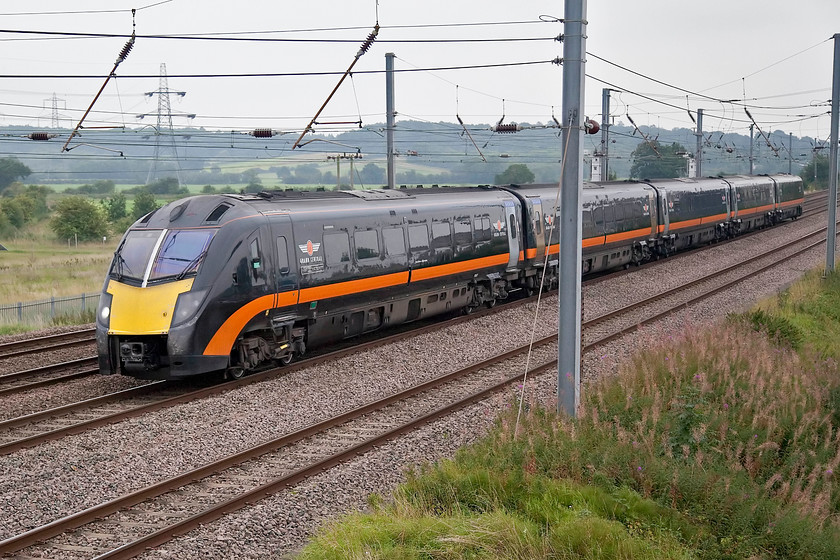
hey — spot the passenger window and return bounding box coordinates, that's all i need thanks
[354,229,379,260]
[454,219,472,245]
[382,227,406,256]
[431,221,452,249]
[324,232,351,265]
[474,217,491,242]
[534,211,542,234]
[509,214,516,239]
[408,224,429,252]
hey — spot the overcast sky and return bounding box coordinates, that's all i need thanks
[1,0,838,143]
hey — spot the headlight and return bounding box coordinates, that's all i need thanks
[97,292,113,328]
[172,289,209,327]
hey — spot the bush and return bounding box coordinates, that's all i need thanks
[50,196,109,242]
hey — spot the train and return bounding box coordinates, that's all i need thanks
[96,174,803,380]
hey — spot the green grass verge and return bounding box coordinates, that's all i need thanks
[298,271,840,559]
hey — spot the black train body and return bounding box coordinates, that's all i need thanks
[96,175,803,380]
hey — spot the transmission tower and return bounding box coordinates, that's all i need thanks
[137,63,195,185]
[41,93,66,128]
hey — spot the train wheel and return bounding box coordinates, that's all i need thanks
[485,299,496,309]
[226,366,245,380]
[279,353,294,366]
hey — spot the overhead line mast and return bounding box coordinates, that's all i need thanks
[292,24,380,150]
[61,10,136,153]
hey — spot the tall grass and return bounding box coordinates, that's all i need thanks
[299,275,840,559]
[0,221,115,304]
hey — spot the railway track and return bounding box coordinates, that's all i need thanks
[0,357,97,397]
[0,205,833,559]
[0,328,95,361]
[1,196,836,454]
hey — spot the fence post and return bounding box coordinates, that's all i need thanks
[17,302,22,321]
[50,296,55,319]
[82,293,86,312]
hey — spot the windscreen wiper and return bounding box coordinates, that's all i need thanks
[176,250,208,280]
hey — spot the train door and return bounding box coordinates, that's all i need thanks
[504,200,520,271]
[647,191,658,235]
[530,198,546,262]
[269,215,300,308]
[658,187,671,235]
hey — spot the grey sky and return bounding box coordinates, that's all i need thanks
[1,0,837,141]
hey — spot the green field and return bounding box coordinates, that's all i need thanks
[0,223,116,304]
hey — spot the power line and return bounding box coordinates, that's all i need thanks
[0,59,557,80]
[0,27,557,44]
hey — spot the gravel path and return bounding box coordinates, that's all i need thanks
[0,214,829,559]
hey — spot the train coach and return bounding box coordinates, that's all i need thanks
[96,174,803,380]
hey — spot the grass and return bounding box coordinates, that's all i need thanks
[0,221,116,304]
[298,271,840,559]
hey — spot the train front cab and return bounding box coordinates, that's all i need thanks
[97,195,304,380]
[96,224,229,379]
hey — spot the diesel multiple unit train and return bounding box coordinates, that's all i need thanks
[96,174,803,380]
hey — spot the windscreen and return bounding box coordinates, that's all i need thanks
[149,229,215,281]
[110,230,162,282]
[111,229,216,283]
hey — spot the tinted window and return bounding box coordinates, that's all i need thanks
[431,221,452,249]
[408,224,429,251]
[324,232,351,265]
[276,236,289,270]
[382,227,406,256]
[354,229,379,260]
[474,217,491,241]
[150,229,216,281]
[111,229,162,281]
[454,219,472,245]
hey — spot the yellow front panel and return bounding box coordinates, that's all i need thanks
[107,279,194,335]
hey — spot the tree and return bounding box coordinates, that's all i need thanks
[0,198,26,228]
[359,163,385,185]
[50,196,109,242]
[800,153,829,191]
[494,164,535,185]
[0,158,31,192]
[629,141,688,179]
[132,189,160,220]
[288,163,322,185]
[146,177,181,194]
[67,180,115,195]
[103,192,127,222]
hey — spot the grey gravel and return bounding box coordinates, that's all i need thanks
[0,212,829,559]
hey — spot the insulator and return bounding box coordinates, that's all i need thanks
[116,35,135,65]
[28,132,52,141]
[250,128,275,138]
[355,25,379,57]
[493,123,520,134]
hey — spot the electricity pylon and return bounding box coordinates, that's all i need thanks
[137,63,195,186]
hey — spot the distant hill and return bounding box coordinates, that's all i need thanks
[0,121,813,188]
